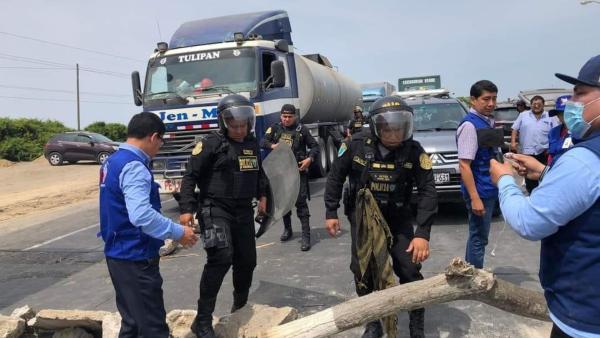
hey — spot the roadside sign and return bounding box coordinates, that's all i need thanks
[398,75,441,91]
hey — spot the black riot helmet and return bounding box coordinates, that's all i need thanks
[369,96,414,147]
[217,94,256,135]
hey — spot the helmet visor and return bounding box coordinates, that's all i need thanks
[372,110,413,144]
[220,106,256,132]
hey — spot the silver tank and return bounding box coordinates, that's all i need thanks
[293,54,362,124]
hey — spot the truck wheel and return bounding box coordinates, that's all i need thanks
[326,136,337,169]
[309,137,328,178]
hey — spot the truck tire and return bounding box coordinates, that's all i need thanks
[326,136,337,169]
[309,137,328,178]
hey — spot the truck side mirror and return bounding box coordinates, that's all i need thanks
[131,71,142,106]
[271,60,285,88]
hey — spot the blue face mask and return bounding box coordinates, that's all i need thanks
[563,97,600,139]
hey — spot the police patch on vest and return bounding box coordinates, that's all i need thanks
[371,162,395,170]
[369,182,396,192]
[403,162,413,169]
[238,156,259,171]
[280,133,294,146]
[353,155,366,166]
[354,122,362,128]
[419,153,432,170]
[192,141,203,155]
[338,142,348,157]
[243,149,254,155]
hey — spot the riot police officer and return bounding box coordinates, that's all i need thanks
[324,96,437,338]
[347,105,366,136]
[261,104,319,251]
[178,94,268,338]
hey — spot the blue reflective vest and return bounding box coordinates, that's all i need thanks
[547,124,570,165]
[99,149,164,260]
[458,113,498,199]
[541,132,600,334]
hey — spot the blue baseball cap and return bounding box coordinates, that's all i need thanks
[549,95,572,116]
[555,55,600,88]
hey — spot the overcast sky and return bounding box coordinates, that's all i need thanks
[1,0,599,128]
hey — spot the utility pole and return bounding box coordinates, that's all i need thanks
[76,63,80,130]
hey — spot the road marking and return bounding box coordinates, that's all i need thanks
[23,223,99,251]
[256,242,274,249]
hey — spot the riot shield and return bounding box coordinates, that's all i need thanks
[255,143,300,238]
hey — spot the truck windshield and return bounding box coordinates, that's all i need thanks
[411,103,466,131]
[144,48,256,108]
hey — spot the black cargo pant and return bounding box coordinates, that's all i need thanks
[195,200,257,322]
[525,152,548,193]
[282,172,310,226]
[348,207,424,296]
[106,257,169,338]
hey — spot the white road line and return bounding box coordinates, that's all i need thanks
[22,197,175,252]
[23,223,99,251]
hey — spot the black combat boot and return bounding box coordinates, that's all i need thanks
[280,215,293,241]
[191,297,217,338]
[300,219,311,251]
[231,290,249,313]
[361,320,383,338]
[409,308,425,338]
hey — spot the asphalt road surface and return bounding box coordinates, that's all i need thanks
[0,178,551,337]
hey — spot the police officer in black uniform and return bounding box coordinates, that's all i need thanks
[178,94,268,338]
[261,104,319,251]
[347,105,366,136]
[324,96,437,338]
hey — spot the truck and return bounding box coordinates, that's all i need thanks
[360,82,396,113]
[130,10,362,194]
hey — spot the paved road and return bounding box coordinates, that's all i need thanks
[0,178,550,337]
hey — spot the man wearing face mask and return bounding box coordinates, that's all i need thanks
[489,55,600,338]
[324,96,437,338]
[547,95,573,166]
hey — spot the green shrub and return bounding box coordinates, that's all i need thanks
[85,121,127,142]
[0,118,70,162]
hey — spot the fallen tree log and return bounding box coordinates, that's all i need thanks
[261,258,549,338]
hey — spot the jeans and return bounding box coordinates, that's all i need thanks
[464,196,497,269]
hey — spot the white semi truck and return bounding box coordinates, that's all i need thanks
[131,10,362,194]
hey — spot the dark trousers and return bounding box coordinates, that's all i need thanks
[550,324,572,338]
[106,257,169,338]
[348,211,423,296]
[195,203,257,322]
[283,172,310,227]
[525,152,548,193]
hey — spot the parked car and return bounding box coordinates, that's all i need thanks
[44,132,120,166]
[494,101,521,148]
[402,93,468,203]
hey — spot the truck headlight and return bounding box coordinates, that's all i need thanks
[152,160,166,171]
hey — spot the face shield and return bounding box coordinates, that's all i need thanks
[372,110,414,146]
[220,106,256,132]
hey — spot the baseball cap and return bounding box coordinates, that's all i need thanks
[555,55,600,88]
[549,95,572,117]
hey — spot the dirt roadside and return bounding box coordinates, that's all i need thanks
[0,157,100,224]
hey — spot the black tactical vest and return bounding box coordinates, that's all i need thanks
[350,119,364,134]
[274,124,306,159]
[206,135,259,199]
[355,138,413,208]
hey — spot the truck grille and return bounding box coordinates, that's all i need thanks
[151,129,211,179]
[430,152,458,165]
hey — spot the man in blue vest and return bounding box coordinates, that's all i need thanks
[100,112,198,338]
[456,80,499,269]
[547,95,572,166]
[490,54,600,338]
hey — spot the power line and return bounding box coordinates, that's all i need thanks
[0,84,130,97]
[0,95,131,105]
[0,66,72,70]
[0,31,144,63]
[0,53,131,78]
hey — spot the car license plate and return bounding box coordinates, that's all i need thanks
[156,179,182,194]
[434,172,450,184]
